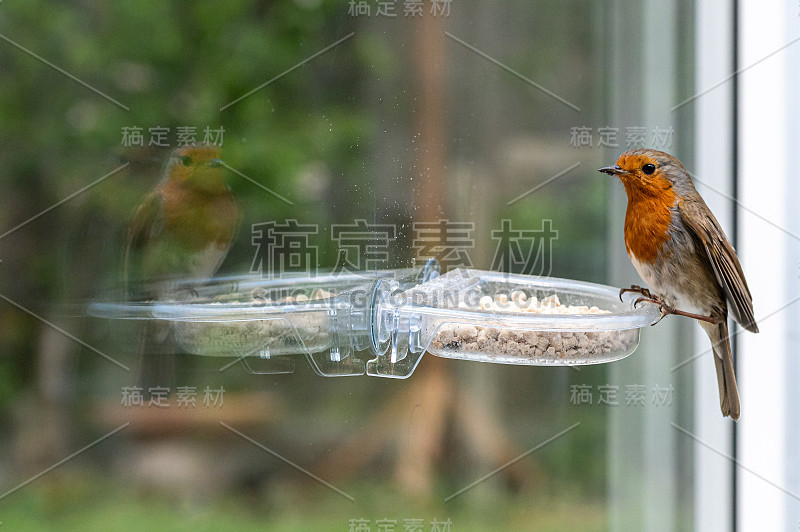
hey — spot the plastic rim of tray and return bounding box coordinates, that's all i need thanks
[366,269,663,378]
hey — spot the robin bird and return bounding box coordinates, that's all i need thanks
[125,144,239,295]
[125,144,239,388]
[600,148,758,421]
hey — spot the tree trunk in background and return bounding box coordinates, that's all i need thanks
[393,10,452,496]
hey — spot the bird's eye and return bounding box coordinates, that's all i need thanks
[642,163,656,175]
[181,156,193,167]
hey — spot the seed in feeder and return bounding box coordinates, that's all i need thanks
[430,292,635,363]
[541,294,560,307]
[510,290,527,304]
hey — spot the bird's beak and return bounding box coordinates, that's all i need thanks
[598,165,624,176]
[208,158,224,168]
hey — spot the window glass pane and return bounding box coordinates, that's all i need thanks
[0,1,705,530]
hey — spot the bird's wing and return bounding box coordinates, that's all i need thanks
[678,199,759,332]
[124,191,165,292]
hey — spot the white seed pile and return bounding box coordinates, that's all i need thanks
[432,291,636,363]
[472,292,606,315]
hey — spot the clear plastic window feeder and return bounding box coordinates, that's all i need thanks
[88,261,662,379]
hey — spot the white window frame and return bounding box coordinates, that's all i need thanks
[738,0,800,531]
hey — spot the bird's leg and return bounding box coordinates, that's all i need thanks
[633,294,725,327]
[619,284,653,302]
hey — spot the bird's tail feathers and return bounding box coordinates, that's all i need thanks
[706,321,740,421]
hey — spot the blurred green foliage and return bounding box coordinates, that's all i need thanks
[0,0,376,403]
[0,1,624,529]
[0,477,608,532]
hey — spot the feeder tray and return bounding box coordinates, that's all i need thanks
[88,261,661,378]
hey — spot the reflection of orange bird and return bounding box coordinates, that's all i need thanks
[125,145,239,296]
[600,149,758,420]
[125,145,238,387]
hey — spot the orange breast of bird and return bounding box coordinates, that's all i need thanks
[161,181,236,251]
[622,183,677,264]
